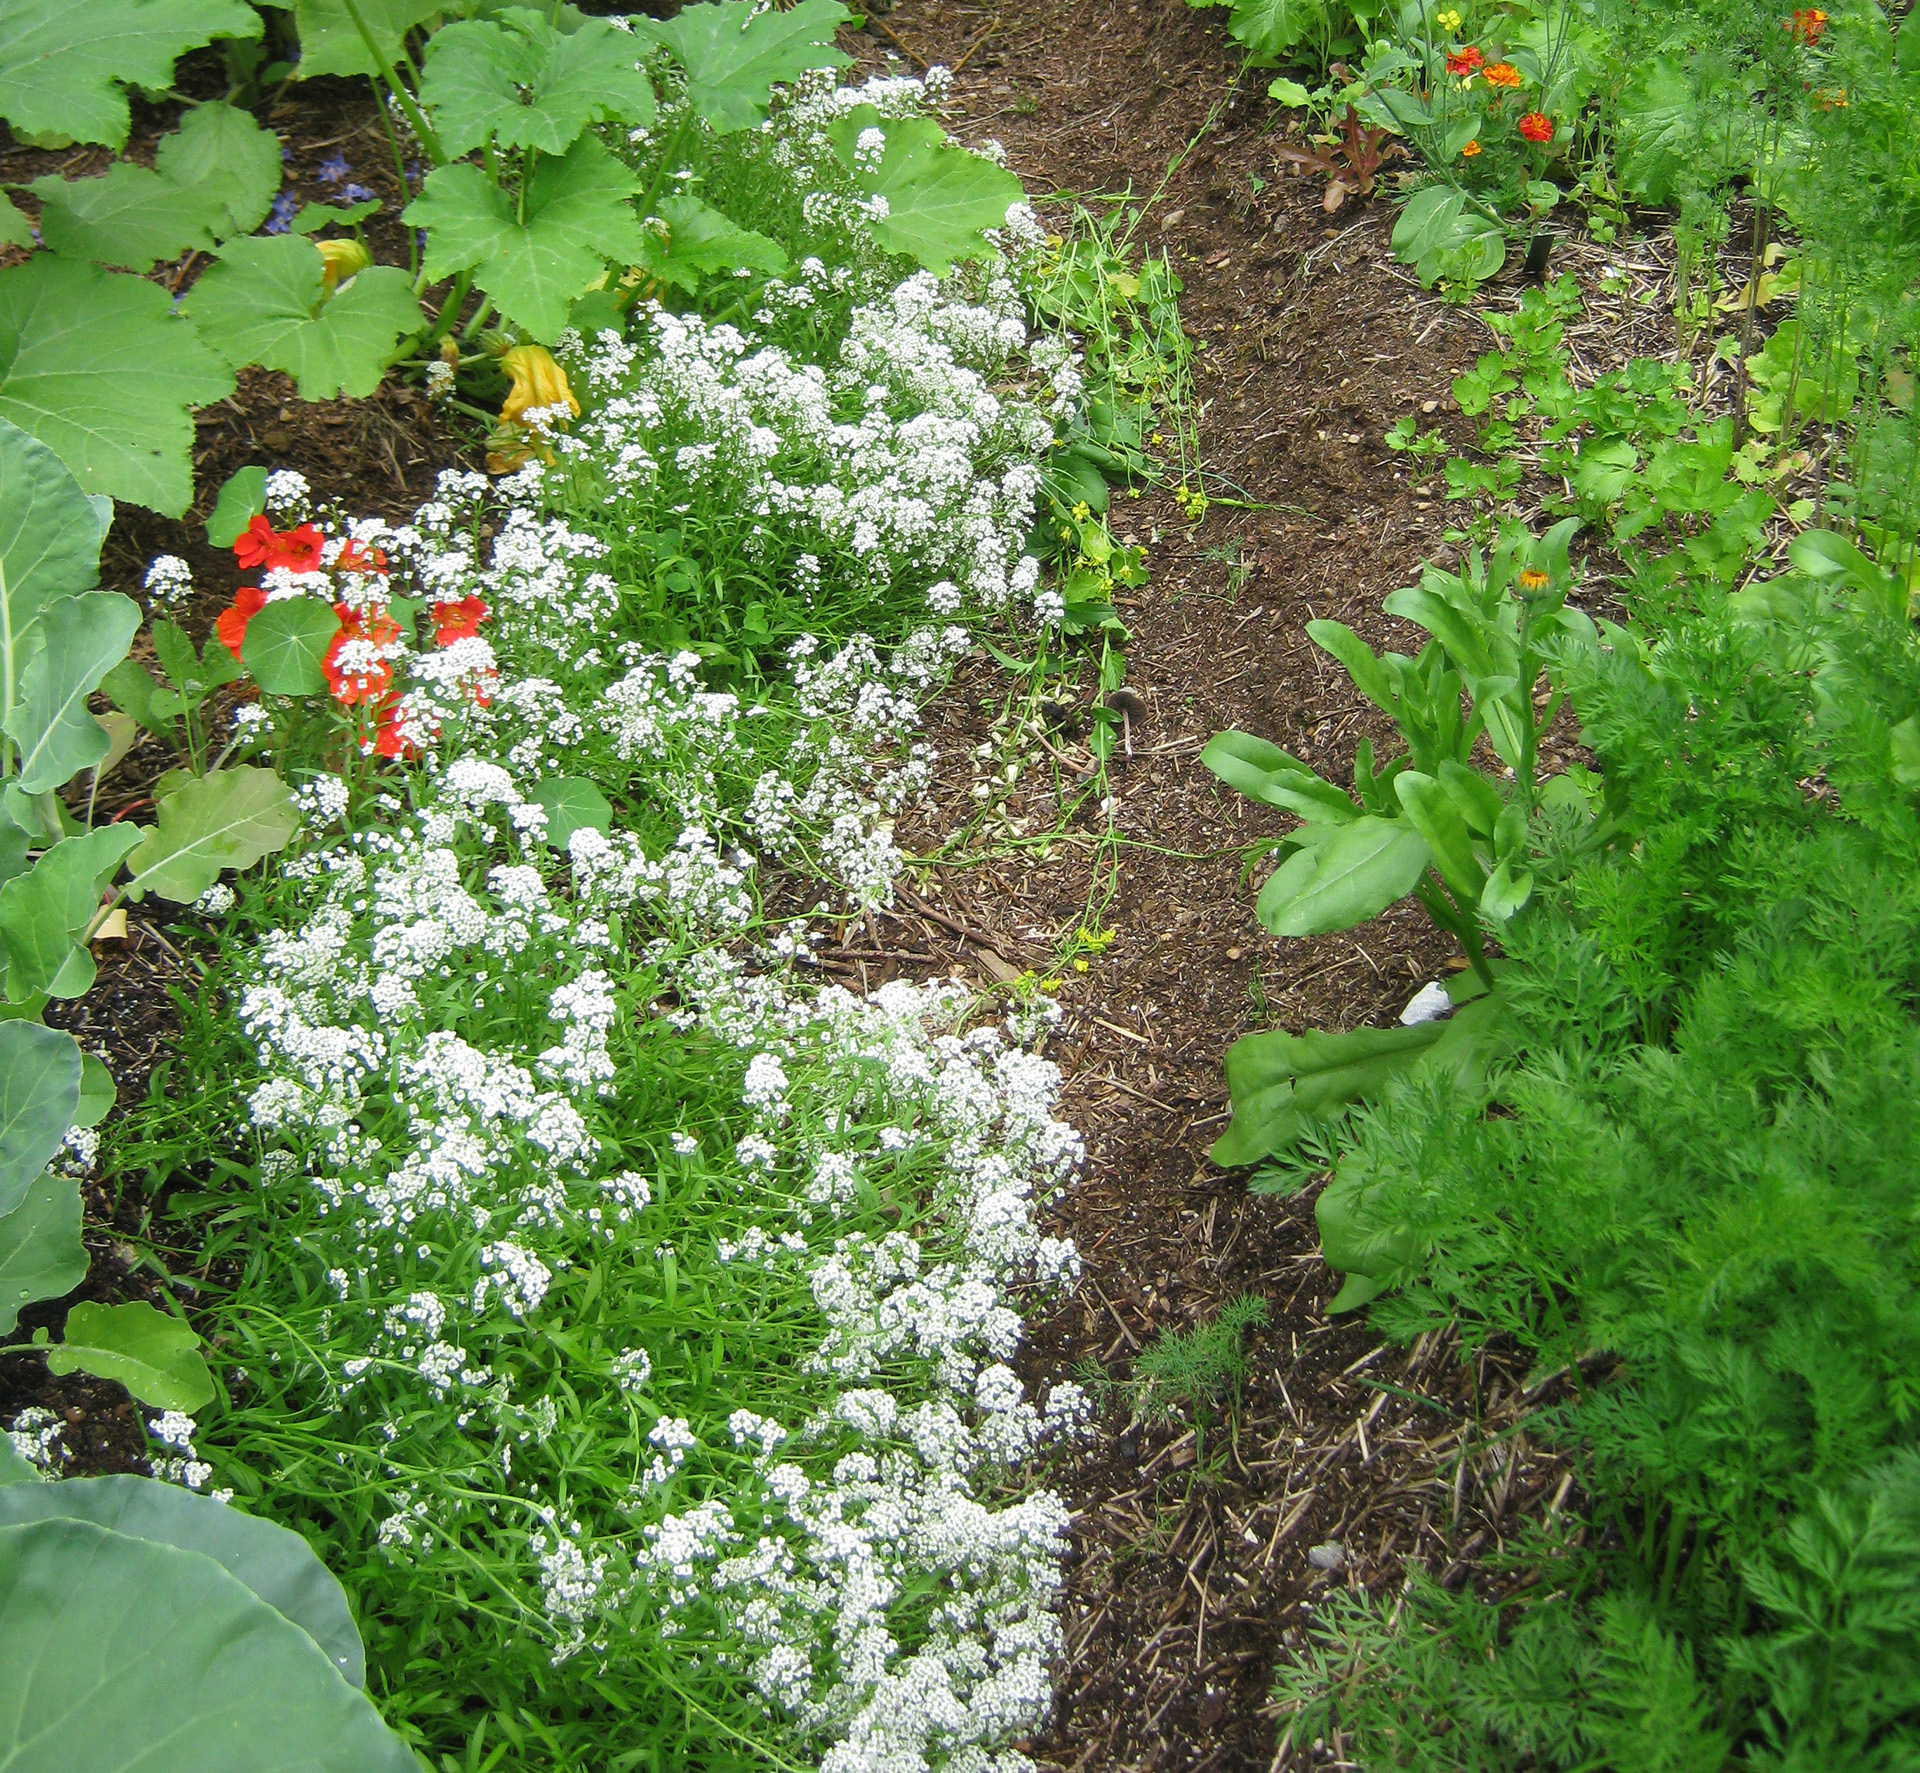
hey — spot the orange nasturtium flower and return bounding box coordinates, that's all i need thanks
[431,595,490,646]
[1446,45,1484,76]
[1483,61,1523,88]
[321,602,401,707]
[1461,139,1483,157]
[233,515,325,574]
[1787,8,1828,43]
[1518,568,1550,590]
[1518,111,1554,142]
[216,586,270,660]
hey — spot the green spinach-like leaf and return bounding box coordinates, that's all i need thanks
[0,1168,85,1335]
[42,1299,213,1410]
[122,766,299,905]
[0,1021,79,1218]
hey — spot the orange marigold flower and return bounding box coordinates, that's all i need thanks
[1518,568,1550,590]
[431,595,490,646]
[1446,45,1484,75]
[233,516,324,574]
[216,585,269,660]
[1518,111,1554,142]
[1461,139,1482,157]
[1787,8,1827,43]
[1483,61,1523,87]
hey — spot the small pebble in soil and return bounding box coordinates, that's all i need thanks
[1307,1540,1347,1572]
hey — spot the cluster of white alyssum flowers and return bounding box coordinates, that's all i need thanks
[143,61,1107,1769]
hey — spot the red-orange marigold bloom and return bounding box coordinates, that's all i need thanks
[431,595,490,646]
[1787,8,1828,44]
[1446,45,1484,75]
[1483,61,1523,88]
[216,585,269,660]
[1518,111,1554,142]
[233,516,324,575]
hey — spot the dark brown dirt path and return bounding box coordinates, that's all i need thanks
[849,5,1586,1767]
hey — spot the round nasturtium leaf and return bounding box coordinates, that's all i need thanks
[0,1517,417,1772]
[0,1476,365,1685]
[240,596,341,696]
[530,776,612,851]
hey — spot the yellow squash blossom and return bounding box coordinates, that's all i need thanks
[315,237,372,293]
[489,345,581,473]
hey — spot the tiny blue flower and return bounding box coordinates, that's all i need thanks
[340,183,377,205]
[264,190,300,235]
[317,153,352,184]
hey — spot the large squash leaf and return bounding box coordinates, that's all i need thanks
[0,1517,417,1770]
[1226,0,1329,60]
[635,195,786,291]
[639,0,850,133]
[292,0,442,80]
[406,138,645,342]
[0,258,233,516]
[0,0,259,150]
[35,102,281,269]
[155,100,284,238]
[828,109,1022,274]
[422,8,655,156]
[185,236,421,401]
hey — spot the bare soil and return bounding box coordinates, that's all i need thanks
[843,4,1620,1765]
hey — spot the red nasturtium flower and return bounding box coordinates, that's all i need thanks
[321,602,401,707]
[370,692,424,760]
[1446,45,1484,75]
[431,595,490,646]
[216,585,270,660]
[1518,112,1555,142]
[1483,61,1523,88]
[233,515,325,574]
[334,538,388,576]
[1787,8,1827,43]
